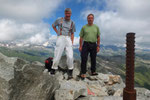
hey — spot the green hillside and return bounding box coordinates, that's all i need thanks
[0,46,52,63]
[97,54,150,90]
[0,46,150,90]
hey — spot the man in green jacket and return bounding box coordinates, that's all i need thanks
[79,13,100,79]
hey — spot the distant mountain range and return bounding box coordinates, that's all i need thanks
[0,41,150,90]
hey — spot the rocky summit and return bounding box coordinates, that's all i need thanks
[0,52,150,100]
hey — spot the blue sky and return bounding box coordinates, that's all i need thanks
[0,0,150,49]
[43,0,95,37]
[43,0,107,37]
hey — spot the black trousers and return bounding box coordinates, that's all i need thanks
[81,41,97,74]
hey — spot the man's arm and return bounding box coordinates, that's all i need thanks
[71,33,74,44]
[97,36,100,52]
[79,37,83,52]
[52,24,58,35]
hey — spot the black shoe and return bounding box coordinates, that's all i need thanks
[68,75,73,80]
[91,72,98,76]
[80,74,86,80]
[68,70,73,80]
[50,69,55,75]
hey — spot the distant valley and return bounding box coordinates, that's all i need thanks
[0,43,150,90]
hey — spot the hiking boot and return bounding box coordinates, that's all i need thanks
[79,74,86,80]
[68,75,73,80]
[50,69,55,75]
[68,69,73,80]
[91,72,98,76]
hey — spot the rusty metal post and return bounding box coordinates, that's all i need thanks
[123,33,136,100]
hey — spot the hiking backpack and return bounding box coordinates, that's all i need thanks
[45,57,53,72]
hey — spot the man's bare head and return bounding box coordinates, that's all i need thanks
[65,8,72,13]
[64,8,72,21]
[87,13,94,25]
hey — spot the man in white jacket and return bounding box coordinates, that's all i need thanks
[51,8,76,79]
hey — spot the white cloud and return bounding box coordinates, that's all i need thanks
[77,0,105,6]
[80,0,150,49]
[0,0,63,22]
[0,19,50,43]
[48,35,57,42]
[0,0,63,44]
[25,33,50,44]
[73,37,80,46]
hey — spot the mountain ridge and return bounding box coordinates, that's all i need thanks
[0,52,150,100]
[0,43,150,90]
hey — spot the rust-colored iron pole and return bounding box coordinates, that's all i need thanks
[123,33,136,100]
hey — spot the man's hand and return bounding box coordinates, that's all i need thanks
[52,24,58,35]
[79,46,82,52]
[71,33,74,45]
[79,37,83,52]
[97,46,100,53]
[97,36,100,53]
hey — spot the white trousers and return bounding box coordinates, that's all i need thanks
[52,36,74,70]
